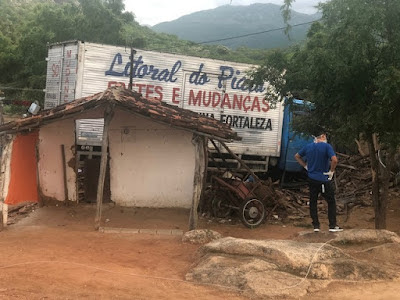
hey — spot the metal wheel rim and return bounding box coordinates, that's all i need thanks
[212,194,232,218]
[241,198,265,226]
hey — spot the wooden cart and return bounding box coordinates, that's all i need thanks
[208,140,279,228]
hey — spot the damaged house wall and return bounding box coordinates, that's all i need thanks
[108,109,196,208]
[38,118,76,202]
[5,132,39,205]
[0,88,239,212]
[34,107,199,207]
[37,108,104,202]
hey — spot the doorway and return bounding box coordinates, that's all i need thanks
[75,119,110,203]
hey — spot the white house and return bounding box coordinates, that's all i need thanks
[0,87,240,229]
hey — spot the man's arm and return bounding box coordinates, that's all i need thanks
[323,155,338,180]
[295,153,307,168]
[330,155,338,172]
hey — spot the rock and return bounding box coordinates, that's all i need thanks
[200,237,350,275]
[182,229,222,244]
[186,237,398,297]
[330,229,400,244]
[355,242,400,268]
[186,253,327,299]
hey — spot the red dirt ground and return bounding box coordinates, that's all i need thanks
[0,190,399,299]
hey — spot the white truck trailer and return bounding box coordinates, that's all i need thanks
[44,40,284,171]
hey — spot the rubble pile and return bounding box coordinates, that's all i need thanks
[4,202,38,226]
[275,153,373,219]
[202,153,381,226]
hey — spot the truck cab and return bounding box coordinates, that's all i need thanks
[278,98,314,173]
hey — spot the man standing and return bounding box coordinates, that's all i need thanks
[295,132,343,232]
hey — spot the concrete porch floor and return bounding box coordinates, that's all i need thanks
[6,202,307,240]
[9,203,191,233]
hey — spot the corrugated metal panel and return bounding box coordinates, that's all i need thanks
[59,44,78,104]
[44,46,62,109]
[49,41,283,158]
[44,42,79,109]
[75,119,104,146]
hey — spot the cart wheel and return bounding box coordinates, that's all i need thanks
[239,198,266,228]
[211,192,233,218]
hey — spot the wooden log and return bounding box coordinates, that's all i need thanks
[337,169,350,182]
[279,199,307,216]
[189,135,206,230]
[94,104,114,230]
[337,163,356,170]
[336,152,351,158]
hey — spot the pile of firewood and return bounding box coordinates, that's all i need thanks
[335,153,373,207]
[275,153,373,219]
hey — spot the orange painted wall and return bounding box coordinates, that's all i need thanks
[5,131,39,205]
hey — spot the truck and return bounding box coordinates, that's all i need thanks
[44,40,312,174]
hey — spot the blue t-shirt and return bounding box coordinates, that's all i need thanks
[298,142,336,182]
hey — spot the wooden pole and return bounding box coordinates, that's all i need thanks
[35,142,43,206]
[0,137,12,228]
[189,135,205,230]
[199,137,209,213]
[219,140,259,181]
[61,144,68,203]
[94,105,114,230]
[129,48,136,90]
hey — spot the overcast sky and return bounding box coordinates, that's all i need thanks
[125,0,324,26]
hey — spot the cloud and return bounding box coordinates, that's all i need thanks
[126,0,323,26]
[128,0,219,26]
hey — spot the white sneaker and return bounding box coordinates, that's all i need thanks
[313,228,320,232]
[329,226,343,232]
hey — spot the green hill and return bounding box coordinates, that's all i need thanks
[152,3,320,49]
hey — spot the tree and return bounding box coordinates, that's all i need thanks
[0,0,275,108]
[249,0,400,229]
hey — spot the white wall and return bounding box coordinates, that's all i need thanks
[38,108,105,202]
[36,107,196,207]
[38,118,76,201]
[109,109,196,208]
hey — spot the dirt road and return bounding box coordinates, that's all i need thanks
[0,199,399,299]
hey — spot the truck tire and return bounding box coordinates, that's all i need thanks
[239,198,266,228]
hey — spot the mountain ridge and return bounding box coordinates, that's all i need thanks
[152,3,320,49]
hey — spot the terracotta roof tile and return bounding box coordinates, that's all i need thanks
[0,87,241,141]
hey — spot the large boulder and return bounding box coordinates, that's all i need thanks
[198,237,396,280]
[186,236,399,298]
[186,255,326,299]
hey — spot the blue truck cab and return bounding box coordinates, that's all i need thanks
[278,98,314,173]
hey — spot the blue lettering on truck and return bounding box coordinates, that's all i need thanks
[106,53,181,83]
[105,53,265,92]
